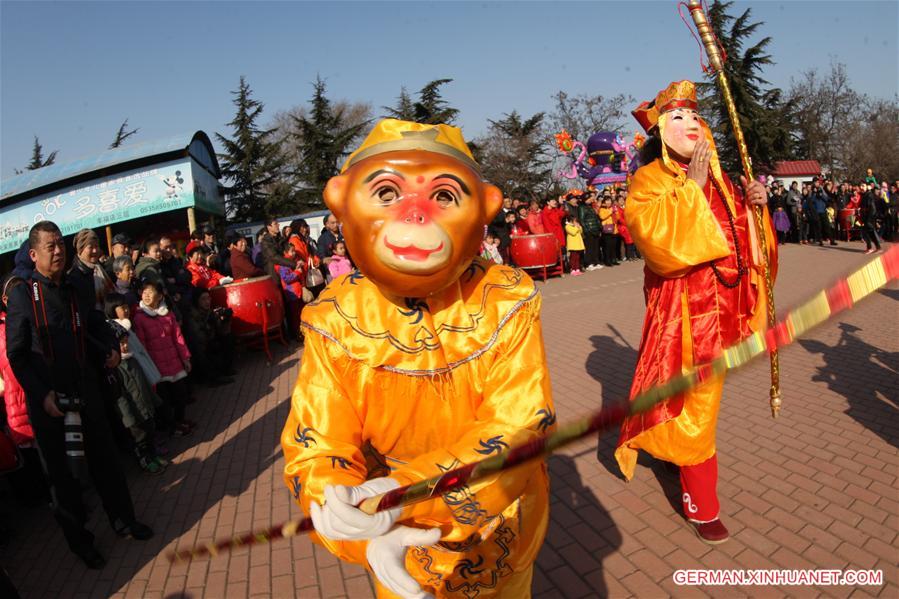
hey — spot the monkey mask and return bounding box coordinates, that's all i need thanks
[324,119,502,298]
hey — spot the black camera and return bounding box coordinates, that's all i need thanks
[56,392,86,479]
[55,391,83,413]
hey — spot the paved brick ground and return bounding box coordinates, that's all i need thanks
[1,240,896,598]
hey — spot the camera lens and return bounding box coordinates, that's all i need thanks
[64,411,87,479]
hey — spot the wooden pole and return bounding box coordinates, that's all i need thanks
[187,207,197,234]
[686,0,781,417]
[105,225,113,256]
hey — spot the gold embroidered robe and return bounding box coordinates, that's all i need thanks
[281,258,555,598]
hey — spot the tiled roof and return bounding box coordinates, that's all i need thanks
[772,160,822,177]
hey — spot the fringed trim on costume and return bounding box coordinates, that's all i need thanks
[299,285,540,378]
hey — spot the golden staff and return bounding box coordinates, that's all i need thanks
[685,0,782,417]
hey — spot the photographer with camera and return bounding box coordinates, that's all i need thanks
[185,288,235,387]
[5,221,153,569]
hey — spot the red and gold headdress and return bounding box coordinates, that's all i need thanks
[631,80,734,210]
[632,80,698,134]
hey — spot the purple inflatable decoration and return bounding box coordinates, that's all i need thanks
[555,130,639,188]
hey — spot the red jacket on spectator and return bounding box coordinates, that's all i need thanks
[286,235,309,280]
[133,302,191,381]
[511,219,531,237]
[541,206,567,248]
[231,250,263,280]
[275,264,305,302]
[186,261,225,289]
[526,210,546,234]
[0,318,33,445]
[612,204,633,244]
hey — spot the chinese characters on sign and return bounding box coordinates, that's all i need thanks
[0,159,220,253]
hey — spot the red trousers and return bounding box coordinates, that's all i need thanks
[680,453,719,522]
[569,250,582,271]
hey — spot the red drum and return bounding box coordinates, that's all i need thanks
[510,234,560,268]
[209,275,284,338]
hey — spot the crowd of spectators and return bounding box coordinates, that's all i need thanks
[486,171,896,275]
[765,173,897,253]
[0,212,353,571]
[485,185,641,273]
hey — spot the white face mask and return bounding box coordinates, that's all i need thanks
[661,108,704,160]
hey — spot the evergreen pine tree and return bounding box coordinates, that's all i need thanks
[476,111,553,201]
[383,87,416,121]
[25,136,58,170]
[293,76,369,210]
[413,79,459,124]
[109,119,139,149]
[698,0,794,172]
[215,76,285,222]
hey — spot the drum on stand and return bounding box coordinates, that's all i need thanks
[509,234,563,280]
[210,275,286,361]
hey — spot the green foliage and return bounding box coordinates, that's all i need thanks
[215,76,285,222]
[414,79,459,124]
[698,0,796,173]
[384,79,459,124]
[475,111,554,201]
[292,76,371,210]
[109,119,139,149]
[382,86,416,121]
[25,136,58,171]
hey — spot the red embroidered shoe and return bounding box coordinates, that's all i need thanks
[691,519,730,545]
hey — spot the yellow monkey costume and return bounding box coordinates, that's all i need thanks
[281,120,555,598]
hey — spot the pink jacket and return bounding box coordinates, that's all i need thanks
[133,302,191,381]
[328,255,353,278]
[0,319,34,445]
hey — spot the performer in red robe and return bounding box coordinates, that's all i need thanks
[615,81,777,544]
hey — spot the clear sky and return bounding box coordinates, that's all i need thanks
[2,0,897,180]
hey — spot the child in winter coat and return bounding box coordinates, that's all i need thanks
[132,281,194,437]
[327,241,353,279]
[773,206,791,245]
[109,324,167,474]
[105,293,162,382]
[480,233,504,264]
[564,215,586,275]
[275,245,308,341]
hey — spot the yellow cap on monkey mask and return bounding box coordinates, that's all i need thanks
[341,119,480,175]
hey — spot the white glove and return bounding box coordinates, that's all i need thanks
[309,477,401,541]
[367,525,441,599]
[219,276,234,285]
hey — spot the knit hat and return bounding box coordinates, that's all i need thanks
[73,228,99,255]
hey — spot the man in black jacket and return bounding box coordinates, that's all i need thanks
[259,216,295,279]
[5,221,152,569]
[859,185,883,254]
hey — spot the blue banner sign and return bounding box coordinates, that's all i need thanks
[0,158,221,253]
